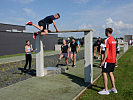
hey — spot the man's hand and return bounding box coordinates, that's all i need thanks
[56,30,59,32]
[67,55,69,59]
[48,30,51,32]
[101,61,105,67]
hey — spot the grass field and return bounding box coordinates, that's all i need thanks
[78,46,133,100]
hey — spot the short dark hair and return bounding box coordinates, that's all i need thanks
[26,40,29,43]
[105,28,113,34]
[56,13,60,18]
[72,38,75,40]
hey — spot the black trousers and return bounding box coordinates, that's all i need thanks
[24,54,32,70]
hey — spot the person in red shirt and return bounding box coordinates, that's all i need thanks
[98,28,118,95]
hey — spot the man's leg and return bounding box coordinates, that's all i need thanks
[103,72,108,90]
[24,54,28,71]
[66,58,68,66]
[70,53,73,62]
[40,29,48,35]
[109,72,116,89]
[32,24,43,31]
[29,54,32,71]
[74,53,76,65]
[65,57,69,70]
[57,54,63,64]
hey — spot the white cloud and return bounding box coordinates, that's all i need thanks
[79,24,93,29]
[23,8,36,17]
[12,0,34,4]
[106,17,133,29]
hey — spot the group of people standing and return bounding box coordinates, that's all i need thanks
[93,36,120,68]
[56,38,80,70]
[25,13,119,95]
[24,38,80,72]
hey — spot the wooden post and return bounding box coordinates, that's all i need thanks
[84,31,93,83]
[35,35,45,77]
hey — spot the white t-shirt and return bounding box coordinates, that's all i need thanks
[100,43,106,51]
[117,44,120,51]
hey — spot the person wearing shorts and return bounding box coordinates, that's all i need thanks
[116,40,120,67]
[96,37,102,59]
[26,13,60,39]
[98,28,118,95]
[70,38,80,67]
[56,40,70,70]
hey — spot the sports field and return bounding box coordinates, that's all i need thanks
[78,46,133,100]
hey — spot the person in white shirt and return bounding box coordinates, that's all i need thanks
[100,39,106,66]
[116,40,120,67]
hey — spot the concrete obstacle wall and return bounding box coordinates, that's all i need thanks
[35,29,93,83]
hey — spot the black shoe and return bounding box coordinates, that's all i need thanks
[66,67,69,70]
[28,69,32,72]
[56,64,59,67]
[93,56,97,59]
[23,70,26,73]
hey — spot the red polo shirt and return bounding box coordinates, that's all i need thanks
[105,36,116,63]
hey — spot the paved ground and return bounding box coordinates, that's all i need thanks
[0,47,125,100]
[0,59,101,100]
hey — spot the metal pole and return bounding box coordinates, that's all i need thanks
[35,35,45,77]
[84,31,93,83]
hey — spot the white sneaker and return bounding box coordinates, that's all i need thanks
[115,65,118,67]
[109,89,118,93]
[98,89,110,95]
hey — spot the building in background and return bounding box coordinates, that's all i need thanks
[124,35,133,45]
[0,23,58,56]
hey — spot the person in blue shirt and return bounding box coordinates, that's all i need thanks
[26,13,60,39]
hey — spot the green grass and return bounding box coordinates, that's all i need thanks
[0,50,53,59]
[78,46,133,100]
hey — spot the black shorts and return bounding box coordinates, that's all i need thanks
[38,21,46,31]
[61,53,68,58]
[102,62,115,72]
[97,47,100,52]
[71,51,77,54]
[101,50,105,54]
[116,51,119,54]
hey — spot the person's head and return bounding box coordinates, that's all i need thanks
[98,37,101,41]
[105,28,113,37]
[54,13,60,19]
[63,39,66,45]
[102,39,105,44]
[26,40,30,45]
[72,38,75,43]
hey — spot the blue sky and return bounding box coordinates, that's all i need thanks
[0,0,133,38]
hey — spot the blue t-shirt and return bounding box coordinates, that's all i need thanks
[40,15,55,24]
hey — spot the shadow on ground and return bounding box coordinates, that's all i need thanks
[62,73,89,87]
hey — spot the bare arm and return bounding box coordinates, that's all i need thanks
[53,20,59,32]
[30,44,33,52]
[101,48,108,66]
[100,47,102,54]
[77,45,80,53]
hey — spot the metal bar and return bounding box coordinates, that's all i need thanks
[50,29,93,33]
